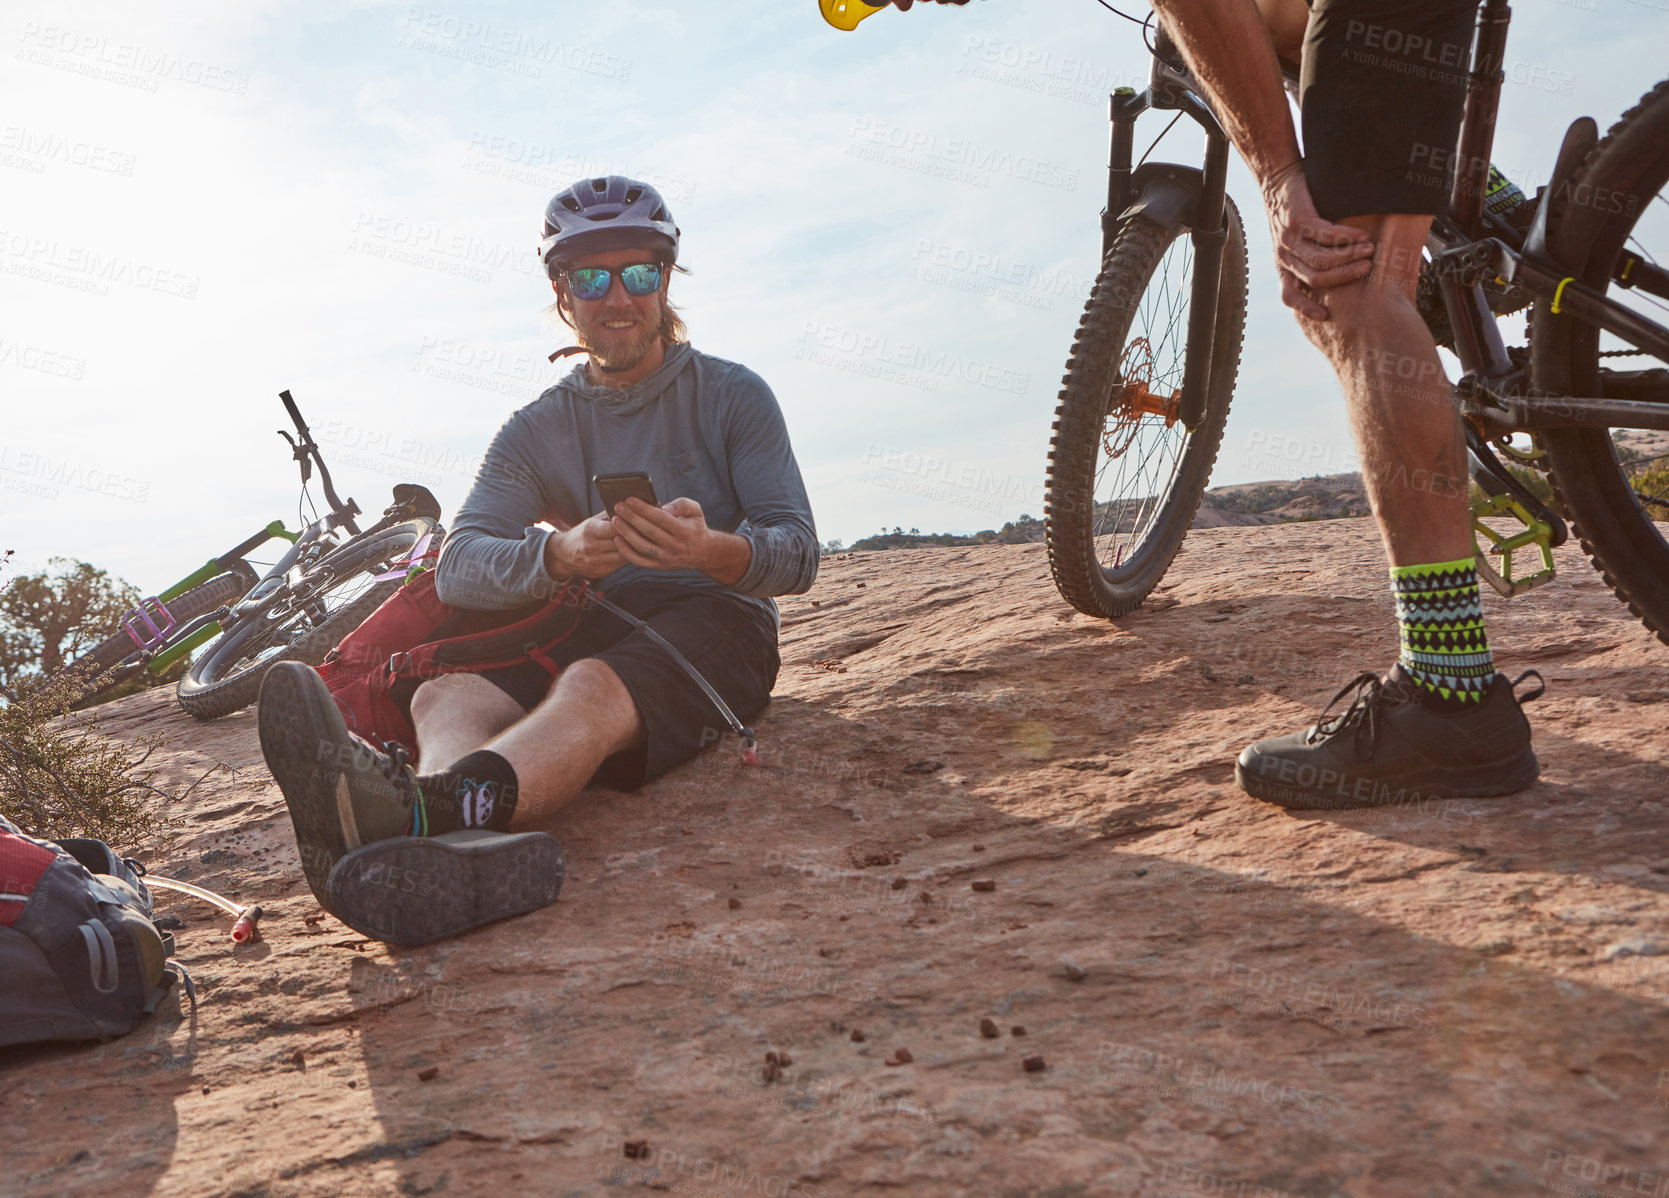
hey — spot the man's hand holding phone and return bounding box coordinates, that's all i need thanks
[612,497,752,586]
[544,514,628,580]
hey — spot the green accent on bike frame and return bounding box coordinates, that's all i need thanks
[143,520,299,672]
[155,521,298,603]
[145,622,223,675]
[266,518,301,545]
[1471,490,1556,593]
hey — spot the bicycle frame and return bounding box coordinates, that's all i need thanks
[1437,0,1669,432]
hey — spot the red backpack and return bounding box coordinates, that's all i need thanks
[316,568,592,753]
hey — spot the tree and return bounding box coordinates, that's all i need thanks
[0,558,139,694]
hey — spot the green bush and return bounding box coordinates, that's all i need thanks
[0,670,178,848]
[1633,462,1669,519]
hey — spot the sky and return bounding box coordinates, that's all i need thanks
[0,0,1655,592]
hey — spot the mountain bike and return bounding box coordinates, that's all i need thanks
[54,392,444,718]
[1043,3,1669,642]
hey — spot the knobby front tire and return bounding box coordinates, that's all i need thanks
[1045,201,1249,619]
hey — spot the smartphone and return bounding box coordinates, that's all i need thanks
[593,471,659,518]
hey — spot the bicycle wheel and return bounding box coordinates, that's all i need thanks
[176,517,437,721]
[45,565,258,709]
[1532,78,1669,645]
[1045,199,1248,618]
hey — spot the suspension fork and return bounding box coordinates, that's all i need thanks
[1102,85,1229,432]
[1178,132,1230,430]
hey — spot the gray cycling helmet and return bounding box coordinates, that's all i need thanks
[539,176,680,278]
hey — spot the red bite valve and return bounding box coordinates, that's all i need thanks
[230,905,263,943]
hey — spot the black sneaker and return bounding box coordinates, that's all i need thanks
[326,830,566,946]
[1235,665,1543,810]
[257,661,420,910]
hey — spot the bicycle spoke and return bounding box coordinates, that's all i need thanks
[1088,233,1195,571]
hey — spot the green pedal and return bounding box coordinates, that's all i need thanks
[1471,491,1556,597]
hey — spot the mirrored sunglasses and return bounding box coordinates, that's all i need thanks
[564,262,664,301]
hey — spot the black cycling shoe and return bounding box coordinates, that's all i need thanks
[326,830,566,946]
[1235,664,1544,810]
[257,662,420,910]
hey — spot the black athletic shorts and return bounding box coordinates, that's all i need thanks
[1300,0,1481,219]
[468,580,780,792]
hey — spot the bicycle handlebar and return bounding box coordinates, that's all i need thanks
[277,389,360,537]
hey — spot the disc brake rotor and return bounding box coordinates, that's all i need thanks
[1104,338,1180,459]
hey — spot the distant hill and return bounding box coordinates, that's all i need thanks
[846,472,1369,551]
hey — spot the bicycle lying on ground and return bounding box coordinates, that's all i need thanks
[1043,3,1669,642]
[53,391,443,719]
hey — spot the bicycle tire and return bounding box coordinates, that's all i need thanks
[45,566,258,708]
[1045,200,1249,618]
[1532,77,1669,646]
[175,518,437,721]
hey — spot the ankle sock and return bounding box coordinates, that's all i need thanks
[1390,557,1495,711]
[412,749,520,835]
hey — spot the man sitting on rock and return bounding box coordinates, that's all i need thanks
[258,176,819,944]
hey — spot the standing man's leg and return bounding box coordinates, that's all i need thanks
[1299,212,1473,569]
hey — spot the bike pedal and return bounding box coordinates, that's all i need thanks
[1471,491,1556,598]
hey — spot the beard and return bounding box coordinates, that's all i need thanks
[575,309,662,374]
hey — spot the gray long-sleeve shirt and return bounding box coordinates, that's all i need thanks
[435,342,818,623]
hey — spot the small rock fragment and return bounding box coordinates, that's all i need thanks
[728,897,742,910]
[290,1048,306,1066]
[811,600,821,607]
[155,915,184,931]
[1601,939,1667,962]
[885,1047,913,1066]
[624,1140,650,1160]
[1134,867,1148,877]
[903,760,945,775]
[850,1029,866,1043]
[971,880,996,893]
[1022,1055,1047,1073]
[891,877,908,891]
[1011,1026,1027,1037]
[979,1018,1000,1039]
[347,1080,357,1088]
[417,1066,440,1082]
[1061,960,1088,982]
[972,844,986,852]
[856,582,866,588]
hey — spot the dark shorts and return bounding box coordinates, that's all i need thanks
[469,581,780,792]
[1300,0,1481,219]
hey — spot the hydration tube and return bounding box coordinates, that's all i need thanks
[583,590,759,765]
[147,876,263,943]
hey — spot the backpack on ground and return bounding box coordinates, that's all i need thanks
[316,567,594,755]
[0,815,179,1047]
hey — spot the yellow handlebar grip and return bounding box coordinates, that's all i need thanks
[820,0,889,31]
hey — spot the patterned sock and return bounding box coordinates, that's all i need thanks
[1390,557,1495,711]
[411,749,519,835]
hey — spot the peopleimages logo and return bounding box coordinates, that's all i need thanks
[16,23,251,93]
[0,230,200,299]
[848,117,1079,191]
[0,126,135,176]
[797,322,1029,395]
